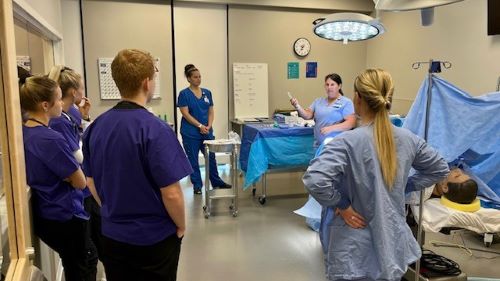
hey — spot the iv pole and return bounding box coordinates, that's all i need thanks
[410,59,451,281]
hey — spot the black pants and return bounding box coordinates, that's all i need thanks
[33,216,98,281]
[84,196,102,259]
[101,234,182,281]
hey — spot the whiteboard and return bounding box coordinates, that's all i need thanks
[233,63,268,119]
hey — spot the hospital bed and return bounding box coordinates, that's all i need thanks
[407,187,500,247]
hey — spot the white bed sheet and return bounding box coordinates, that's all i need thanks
[411,198,500,234]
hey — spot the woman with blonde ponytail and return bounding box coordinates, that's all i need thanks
[303,69,449,281]
[20,76,97,281]
[48,65,102,259]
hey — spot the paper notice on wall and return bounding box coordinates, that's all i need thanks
[17,56,31,72]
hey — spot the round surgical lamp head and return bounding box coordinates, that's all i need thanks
[313,13,385,44]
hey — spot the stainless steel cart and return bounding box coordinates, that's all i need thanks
[202,141,239,218]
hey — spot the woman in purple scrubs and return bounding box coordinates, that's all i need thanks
[20,76,97,281]
[48,65,102,258]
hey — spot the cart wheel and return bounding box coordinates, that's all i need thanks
[232,211,238,217]
[252,188,256,197]
[258,196,266,205]
[204,213,210,219]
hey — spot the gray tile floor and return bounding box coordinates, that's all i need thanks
[177,165,500,281]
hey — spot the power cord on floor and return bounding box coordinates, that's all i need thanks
[421,249,462,276]
[430,232,500,259]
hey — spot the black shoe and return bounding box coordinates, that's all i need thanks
[216,183,232,189]
[194,189,202,195]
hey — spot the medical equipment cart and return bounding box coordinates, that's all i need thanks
[202,140,239,218]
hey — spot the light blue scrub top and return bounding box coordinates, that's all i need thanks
[303,125,449,281]
[177,87,214,140]
[309,96,354,147]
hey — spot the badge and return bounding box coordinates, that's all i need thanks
[204,96,209,103]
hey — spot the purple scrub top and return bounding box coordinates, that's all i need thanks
[23,125,88,221]
[83,101,193,246]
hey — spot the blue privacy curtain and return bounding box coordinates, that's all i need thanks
[403,75,500,208]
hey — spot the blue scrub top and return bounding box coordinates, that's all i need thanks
[177,87,214,139]
[49,111,80,152]
[23,126,88,221]
[83,101,193,246]
[309,96,354,146]
[303,125,449,281]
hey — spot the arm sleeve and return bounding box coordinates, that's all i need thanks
[50,121,80,152]
[41,137,80,179]
[342,99,355,117]
[147,126,194,188]
[308,98,317,112]
[177,91,188,107]
[336,192,351,209]
[302,138,347,207]
[406,138,449,192]
[207,90,214,106]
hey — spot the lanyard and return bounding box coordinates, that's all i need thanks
[27,118,48,128]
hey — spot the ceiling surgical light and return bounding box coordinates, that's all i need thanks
[312,13,385,44]
[374,0,464,26]
[374,0,464,11]
[312,0,464,43]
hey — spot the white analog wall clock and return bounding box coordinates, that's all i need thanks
[293,37,311,57]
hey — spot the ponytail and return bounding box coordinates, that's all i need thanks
[20,76,59,112]
[373,108,397,189]
[354,69,397,189]
[48,65,81,99]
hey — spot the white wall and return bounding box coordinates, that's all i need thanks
[82,0,174,119]
[61,0,84,77]
[366,0,500,114]
[229,5,368,117]
[16,0,63,35]
[174,2,229,139]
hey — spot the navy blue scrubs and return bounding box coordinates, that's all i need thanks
[177,87,226,191]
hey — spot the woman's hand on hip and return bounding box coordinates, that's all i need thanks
[336,206,366,229]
